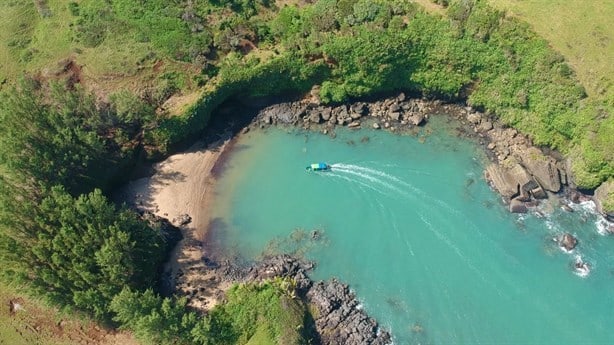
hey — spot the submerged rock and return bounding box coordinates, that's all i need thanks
[509,198,528,213]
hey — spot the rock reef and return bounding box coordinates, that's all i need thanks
[216,254,392,345]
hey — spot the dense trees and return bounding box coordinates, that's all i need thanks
[0,0,611,344]
[0,78,167,320]
[31,187,166,318]
[147,0,610,188]
[110,279,310,345]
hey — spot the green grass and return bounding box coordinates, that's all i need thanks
[488,0,614,99]
[211,279,310,345]
[0,283,139,345]
[0,0,198,97]
[0,0,37,82]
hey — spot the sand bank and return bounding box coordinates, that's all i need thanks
[119,138,232,311]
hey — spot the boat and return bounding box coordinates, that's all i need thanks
[306,162,330,171]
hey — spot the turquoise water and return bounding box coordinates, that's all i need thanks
[210,117,614,344]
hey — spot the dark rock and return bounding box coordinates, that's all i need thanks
[408,113,425,126]
[321,108,332,121]
[351,103,367,115]
[509,198,528,213]
[478,120,493,132]
[569,189,583,203]
[309,111,322,124]
[559,233,578,251]
[467,112,481,124]
[173,214,192,226]
[520,147,561,192]
[485,162,531,199]
[530,185,547,199]
[259,103,297,124]
[307,279,392,345]
[389,103,401,113]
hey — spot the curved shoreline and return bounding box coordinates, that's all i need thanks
[117,93,612,344]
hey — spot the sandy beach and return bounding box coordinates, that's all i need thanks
[119,137,233,311]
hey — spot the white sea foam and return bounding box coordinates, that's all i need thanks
[570,199,597,213]
[573,255,591,278]
[595,217,612,236]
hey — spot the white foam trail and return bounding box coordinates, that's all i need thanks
[331,163,506,268]
[337,163,465,217]
[331,167,409,198]
[332,163,486,244]
[328,172,391,198]
[418,212,505,297]
[387,208,415,257]
[333,163,422,193]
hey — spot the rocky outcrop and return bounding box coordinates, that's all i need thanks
[509,198,528,213]
[485,161,533,199]
[259,103,306,124]
[466,110,568,211]
[520,147,561,193]
[307,280,391,345]
[256,93,435,133]
[594,181,614,221]
[558,233,578,251]
[221,255,392,345]
[246,254,314,291]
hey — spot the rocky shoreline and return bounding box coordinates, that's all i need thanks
[249,90,612,230]
[178,251,392,345]
[139,91,611,345]
[244,255,392,345]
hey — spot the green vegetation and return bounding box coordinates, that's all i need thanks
[0,78,168,321]
[110,278,310,345]
[0,283,139,345]
[143,0,611,189]
[488,0,614,100]
[0,1,612,345]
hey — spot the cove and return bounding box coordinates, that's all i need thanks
[209,116,613,344]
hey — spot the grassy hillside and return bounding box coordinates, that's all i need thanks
[0,0,205,101]
[0,1,612,344]
[488,0,614,99]
[0,283,138,345]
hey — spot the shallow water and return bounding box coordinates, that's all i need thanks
[210,116,614,344]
